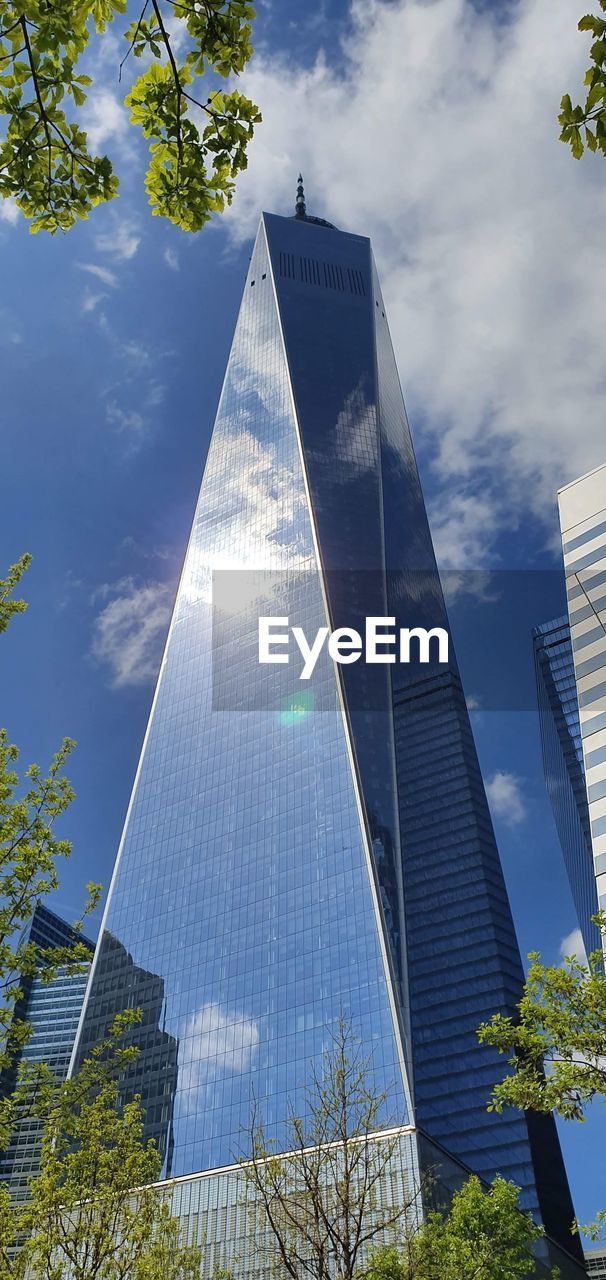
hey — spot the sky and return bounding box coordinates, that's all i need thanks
[1,0,605,1230]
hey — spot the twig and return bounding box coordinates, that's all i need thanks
[119,0,150,82]
[151,0,183,170]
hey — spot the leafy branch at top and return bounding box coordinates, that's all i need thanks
[0,0,260,233]
[123,0,260,231]
[559,4,606,158]
[0,0,122,232]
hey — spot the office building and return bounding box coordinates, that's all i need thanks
[559,463,606,921]
[533,616,600,957]
[0,903,94,1204]
[72,185,583,1275]
[586,1247,606,1279]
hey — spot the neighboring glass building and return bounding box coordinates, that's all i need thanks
[0,904,94,1204]
[586,1247,606,1279]
[559,462,606,922]
[72,191,584,1274]
[533,616,600,957]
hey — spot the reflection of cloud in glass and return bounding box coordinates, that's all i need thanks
[328,381,377,481]
[178,1001,259,1113]
[202,430,306,561]
[229,303,291,420]
[180,290,315,610]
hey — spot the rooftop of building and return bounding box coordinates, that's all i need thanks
[291,174,337,230]
[558,458,606,496]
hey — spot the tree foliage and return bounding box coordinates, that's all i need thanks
[560,4,606,157]
[478,913,606,1241]
[0,555,31,635]
[0,555,100,1149]
[0,558,195,1276]
[367,1176,549,1280]
[0,0,261,233]
[477,913,606,1122]
[1,1012,203,1280]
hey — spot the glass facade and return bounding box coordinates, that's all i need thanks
[74,219,407,1180]
[0,905,93,1203]
[72,209,582,1269]
[559,463,606,921]
[533,617,600,957]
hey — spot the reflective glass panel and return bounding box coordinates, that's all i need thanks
[75,223,407,1178]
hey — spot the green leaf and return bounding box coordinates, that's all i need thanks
[586,79,606,109]
[0,0,258,232]
[579,13,606,34]
[571,124,585,156]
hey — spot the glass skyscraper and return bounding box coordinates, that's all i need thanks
[72,190,583,1274]
[0,904,94,1204]
[559,463,606,925]
[533,617,600,958]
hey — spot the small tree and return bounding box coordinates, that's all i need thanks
[367,1176,549,1280]
[0,1,260,233]
[408,1175,549,1280]
[243,1020,423,1280]
[1,560,194,1274]
[2,1012,202,1280]
[478,913,606,1239]
[0,555,99,1150]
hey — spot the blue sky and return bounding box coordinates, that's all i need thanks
[1,0,605,1230]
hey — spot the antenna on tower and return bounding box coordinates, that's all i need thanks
[295,174,306,219]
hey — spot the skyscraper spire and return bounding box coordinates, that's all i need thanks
[295,173,306,219]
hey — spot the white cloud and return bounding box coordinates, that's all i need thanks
[160,10,189,58]
[485,770,527,826]
[106,400,145,441]
[82,291,107,313]
[120,535,174,563]
[82,88,130,154]
[222,0,606,564]
[95,217,141,261]
[560,927,588,965]
[77,262,118,287]
[88,29,122,72]
[429,493,504,573]
[0,197,19,226]
[98,312,151,369]
[164,246,180,271]
[90,577,173,688]
[104,381,166,454]
[120,336,150,367]
[146,380,166,407]
[178,1001,259,1112]
[0,306,22,344]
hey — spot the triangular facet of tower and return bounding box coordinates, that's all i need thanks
[74,219,411,1178]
